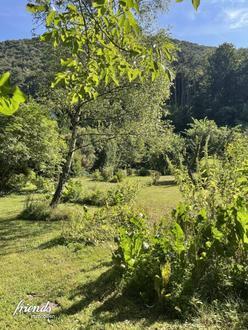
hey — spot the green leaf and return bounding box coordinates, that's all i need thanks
[46,10,56,27]
[12,86,26,104]
[176,0,200,10]
[192,0,200,10]
[0,72,10,87]
[0,72,26,116]
[212,226,224,241]
[26,4,47,13]
[172,223,185,254]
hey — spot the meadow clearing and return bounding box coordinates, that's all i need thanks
[0,176,188,330]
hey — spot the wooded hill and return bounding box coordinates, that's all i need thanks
[1,37,248,130]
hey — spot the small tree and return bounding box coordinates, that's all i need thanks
[27,0,176,207]
[0,101,65,192]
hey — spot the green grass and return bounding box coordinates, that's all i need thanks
[77,175,181,220]
[0,177,245,329]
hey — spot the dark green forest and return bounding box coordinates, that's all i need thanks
[1,38,248,130]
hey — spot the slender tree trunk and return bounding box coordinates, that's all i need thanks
[50,112,80,208]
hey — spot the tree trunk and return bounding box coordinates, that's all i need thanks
[50,113,80,208]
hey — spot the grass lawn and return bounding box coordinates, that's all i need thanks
[78,175,181,220]
[0,177,243,329]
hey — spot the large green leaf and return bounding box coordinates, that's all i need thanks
[176,0,200,10]
[0,72,26,116]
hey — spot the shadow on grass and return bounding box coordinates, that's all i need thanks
[38,236,66,250]
[0,216,59,255]
[155,180,177,187]
[55,268,171,328]
[55,264,248,329]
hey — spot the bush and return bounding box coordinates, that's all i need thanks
[81,183,139,207]
[101,166,114,181]
[112,137,248,316]
[8,173,29,192]
[127,168,136,176]
[113,198,248,314]
[138,168,151,176]
[20,196,86,222]
[20,196,51,221]
[62,179,85,203]
[62,205,145,245]
[150,170,161,185]
[83,188,106,207]
[106,182,139,206]
[35,176,54,193]
[111,169,127,183]
[91,169,102,181]
[115,169,127,182]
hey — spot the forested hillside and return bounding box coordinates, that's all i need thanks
[2,38,248,131]
[0,38,59,97]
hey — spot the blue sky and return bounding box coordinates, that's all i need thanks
[0,0,247,47]
[0,0,34,41]
[160,0,248,47]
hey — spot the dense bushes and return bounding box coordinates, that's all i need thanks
[112,197,248,315]
[112,134,248,316]
[62,206,120,245]
[62,179,139,207]
[91,167,128,182]
[0,101,65,193]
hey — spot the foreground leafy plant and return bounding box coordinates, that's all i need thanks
[0,72,26,116]
[112,136,248,316]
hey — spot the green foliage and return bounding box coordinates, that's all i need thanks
[20,196,52,221]
[112,210,186,304]
[91,169,102,181]
[112,134,248,315]
[62,204,142,245]
[101,166,114,182]
[106,182,139,206]
[61,207,115,245]
[34,176,55,193]
[112,169,127,183]
[150,170,161,185]
[27,0,174,105]
[113,198,248,314]
[184,118,236,171]
[176,0,200,10]
[62,179,85,203]
[0,72,26,115]
[0,101,65,193]
[138,168,151,176]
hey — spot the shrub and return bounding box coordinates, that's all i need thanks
[112,136,248,316]
[138,168,151,176]
[62,179,85,203]
[106,182,139,206]
[35,176,54,193]
[116,169,127,182]
[8,173,29,192]
[91,169,102,181]
[20,196,86,222]
[113,198,248,314]
[150,170,161,185]
[62,204,146,245]
[20,196,51,221]
[83,188,106,206]
[111,169,127,183]
[101,166,114,181]
[127,168,136,176]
